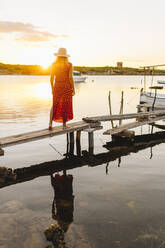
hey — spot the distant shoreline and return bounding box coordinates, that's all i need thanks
[1,62,165,76]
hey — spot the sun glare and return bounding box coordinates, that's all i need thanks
[30,83,51,99]
[41,63,50,70]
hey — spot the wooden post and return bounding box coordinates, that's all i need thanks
[152,89,157,111]
[119,91,124,125]
[108,91,114,128]
[151,67,154,88]
[144,67,146,91]
[69,132,74,156]
[0,148,4,156]
[76,131,81,157]
[66,133,69,158]
[88,131,94,156]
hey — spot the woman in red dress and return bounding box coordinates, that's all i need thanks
[49,48,75,130]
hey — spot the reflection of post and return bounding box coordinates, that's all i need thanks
[118,157,121,167]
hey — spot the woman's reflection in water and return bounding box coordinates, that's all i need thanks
[51,171,74,232]
[45,171,74,247]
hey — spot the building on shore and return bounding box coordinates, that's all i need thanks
[117,62,123,68]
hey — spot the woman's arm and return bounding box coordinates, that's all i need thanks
[50,63,55,94]
[69,64,75,96]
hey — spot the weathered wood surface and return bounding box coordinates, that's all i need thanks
[83,110,165,123]
[0,121,100,148]
[103,115,165,135]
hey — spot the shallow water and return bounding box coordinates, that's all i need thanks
[1,75,165,248]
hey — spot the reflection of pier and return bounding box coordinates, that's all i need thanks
[1,130,165,189]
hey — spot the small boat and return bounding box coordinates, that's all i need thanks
[157,80,165,85]
[140,89,165,106]
[139,64,165,108]
[73,71,87,83]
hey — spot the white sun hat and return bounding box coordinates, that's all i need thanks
[54,47,70,57]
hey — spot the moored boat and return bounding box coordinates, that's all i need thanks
[139,64,165,108]
[140,90,165,106]
[73,71,87,83]
[157,80,165,85]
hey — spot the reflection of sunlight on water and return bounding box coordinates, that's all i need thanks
[27,83,52,99]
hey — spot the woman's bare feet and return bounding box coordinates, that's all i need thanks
[48,126,52,131]
[63,123,69,129]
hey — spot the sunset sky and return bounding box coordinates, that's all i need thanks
[1,0,165,67]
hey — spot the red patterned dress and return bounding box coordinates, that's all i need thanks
[51,62,73,123]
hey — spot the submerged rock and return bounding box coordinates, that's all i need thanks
[0,167,16,183]
[44,224,66,248]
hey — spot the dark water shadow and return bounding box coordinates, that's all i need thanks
[1,130,165,189]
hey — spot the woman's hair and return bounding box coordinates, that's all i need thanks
[56,57,68,63]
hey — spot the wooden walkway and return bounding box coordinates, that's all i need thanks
[0,121,100,148]
[83,110,165,122]
[84,110,165,136]
[1,110,165,157]
[103,115,165,135]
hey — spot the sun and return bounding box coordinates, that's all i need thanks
[41,62,51,70]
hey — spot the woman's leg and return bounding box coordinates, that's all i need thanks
[49,106,53,130]
[63,122,66,128]
[63,122,69,129]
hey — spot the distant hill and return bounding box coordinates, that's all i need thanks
[0,62,50,75]
[1,62,165,75]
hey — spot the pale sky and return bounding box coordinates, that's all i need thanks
[0,0,165,67]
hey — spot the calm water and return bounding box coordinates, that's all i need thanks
[1,75,165,248]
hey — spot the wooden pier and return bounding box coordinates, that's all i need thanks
[1,110,165,157]
[84,110,165,135]
[0,120,102,156]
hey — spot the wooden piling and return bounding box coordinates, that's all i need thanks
[69,132,74,156]
[88,130,94,155]
[108,91,114,128]
[119,91,124,125]
[0,148,4,156]
[76,131,81,156]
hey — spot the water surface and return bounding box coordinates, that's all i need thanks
[1,75,165,248]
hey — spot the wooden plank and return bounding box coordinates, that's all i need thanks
[0,121,91,148]
[83,110,165,123]
[103,115,165,135]
[82,126,103,132]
